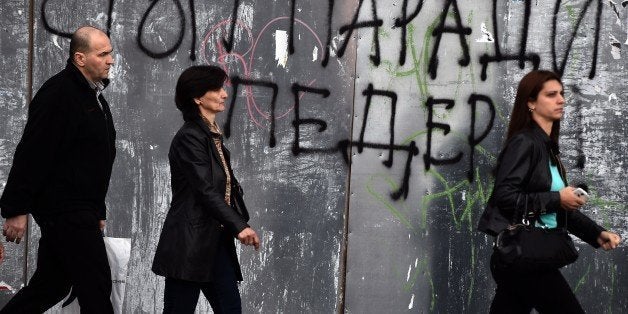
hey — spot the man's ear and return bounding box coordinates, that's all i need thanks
[73,52,86,66]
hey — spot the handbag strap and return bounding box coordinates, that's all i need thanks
[513,194,543,227]
[512,194,530,226]
[509,141,570,229]
[554,153,569,231]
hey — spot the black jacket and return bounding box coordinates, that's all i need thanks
[0,60,116,221]
[478,123,604,247]
[152,118,250,282]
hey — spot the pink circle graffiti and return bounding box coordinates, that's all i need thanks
[200,17,324,129]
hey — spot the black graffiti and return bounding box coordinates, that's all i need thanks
[321,0,335,67]
[467,94,495,181]
[479,0,602,80]
[41,0,606,81]
[289,0,297,55]
[287,0,336,66]
[427,0,471,79]
[390,141,418,200]
[336,0,383,66]
[291,83,332,156]
[137,0,197,60]
[289,81,416,199]
[478,0,540,81]
[424,97,463,172]
[41,0,115,38]
[551,0,602,78]
[222,0,240,54]
[338,139,419,200]
[569,84,586,169]
[224,77,278,147]
[37,0,602,199]
[188,0,198,61]
[221,78,496,199]
[609,0,622,20]
[358,84,397,167]
[563,0,611,170]
[393,0,424,66]
[350,84,416,200]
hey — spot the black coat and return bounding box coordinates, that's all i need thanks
[152,118,250,282]
[0,60,116,221]
[478,123,604,247]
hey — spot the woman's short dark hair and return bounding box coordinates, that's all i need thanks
[506,70,563,144]
[175,65,227,121]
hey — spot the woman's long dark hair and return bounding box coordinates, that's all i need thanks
[506,70,563,144]
[492,70,563,176]
[175,65,227,121]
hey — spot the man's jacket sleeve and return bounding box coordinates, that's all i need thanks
[0,86,73,218]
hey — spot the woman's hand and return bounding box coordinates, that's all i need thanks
[237,227,260,251]
[559,187,586,210]
[597,231,621,251]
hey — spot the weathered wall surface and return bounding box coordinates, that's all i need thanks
[0,0,29,305]
[0,0,626,313]
[345,0,628,313]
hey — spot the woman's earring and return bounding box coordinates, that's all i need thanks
[528,107,535,112]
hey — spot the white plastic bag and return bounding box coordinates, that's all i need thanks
[104,237,131,313]
[59,237,131,314]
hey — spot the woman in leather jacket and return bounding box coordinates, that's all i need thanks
[478,70,621,313]
[152,65,260,313]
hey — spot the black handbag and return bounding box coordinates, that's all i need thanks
[494,196,578,272]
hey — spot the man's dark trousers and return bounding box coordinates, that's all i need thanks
[0,211,113,314]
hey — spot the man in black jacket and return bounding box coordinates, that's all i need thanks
[0,26,116,313]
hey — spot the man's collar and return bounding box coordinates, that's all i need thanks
[65,58,110,90]
[88,80,105,92]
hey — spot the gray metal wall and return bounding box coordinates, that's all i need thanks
[0,0,29,303]
[0,0,626,313]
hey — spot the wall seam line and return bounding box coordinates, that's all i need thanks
[337,20,360,314]
[23,0,35,283]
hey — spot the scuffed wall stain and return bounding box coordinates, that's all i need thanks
[274,30,289,68]
[475,22,495,43]
[610,35,621,59]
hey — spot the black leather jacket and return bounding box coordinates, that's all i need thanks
[152,118,250,282]
[478,123,604,247]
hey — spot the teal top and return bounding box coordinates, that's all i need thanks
[536,161,564,228]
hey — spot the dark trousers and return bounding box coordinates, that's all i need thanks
[0,211,113,314]
[163,240,242,314]
[489,253,585,314]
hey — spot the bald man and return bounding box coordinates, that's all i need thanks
[0,26,116,313]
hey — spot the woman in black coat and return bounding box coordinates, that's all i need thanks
[152,65,260,314]
[478,70,621,313]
